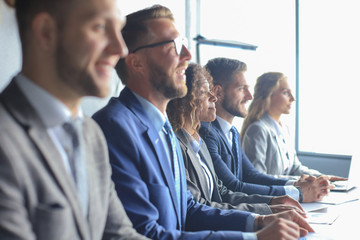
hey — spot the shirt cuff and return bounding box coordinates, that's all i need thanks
[243,214,259,240]
[245,213,258,232]
[284,185,300,201]
[285,179,297,185]
[243,232,258,240]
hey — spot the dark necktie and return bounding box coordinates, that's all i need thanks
[230,126,240,178]
[163,120,182,212]
[63,120,88,216]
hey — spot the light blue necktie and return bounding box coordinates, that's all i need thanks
[63,120,88,216]
[163,120,182,213]
[230,126,240,178]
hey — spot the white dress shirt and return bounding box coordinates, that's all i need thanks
[15,73,83,176]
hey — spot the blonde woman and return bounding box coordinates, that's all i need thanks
[241,72,345,182]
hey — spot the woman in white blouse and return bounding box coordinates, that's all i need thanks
[240,72,344,181]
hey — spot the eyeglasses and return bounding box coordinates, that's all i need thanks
[131,36,188,56]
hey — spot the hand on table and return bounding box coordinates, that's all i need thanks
[295,174,335,202]
[270,195,305,215]
[256,210,314,240]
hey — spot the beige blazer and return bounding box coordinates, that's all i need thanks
[242,113,321,177]
[0,80,148,240]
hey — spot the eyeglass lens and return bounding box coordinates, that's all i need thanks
[174,37,188,56]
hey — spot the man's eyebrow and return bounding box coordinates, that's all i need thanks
[80,9,115,21]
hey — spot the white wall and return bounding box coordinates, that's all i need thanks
[0,1,22,91]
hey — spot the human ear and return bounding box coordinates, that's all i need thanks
[212,85,223,101]
[32,13,57,51]
[5,0,16,7]
[125,53,145,74]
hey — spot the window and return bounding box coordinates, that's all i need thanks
[195,0,296,131]
[298,0,359,155]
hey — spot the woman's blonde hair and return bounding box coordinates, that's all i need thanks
[240,72,286,141]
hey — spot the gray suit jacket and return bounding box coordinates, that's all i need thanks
[176,129,273,215]
[242,113,321,177]
[0,80,148,240]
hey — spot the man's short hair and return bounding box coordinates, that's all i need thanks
[15,0,72,55]
[204,57,247,87]
[115,5,174,85]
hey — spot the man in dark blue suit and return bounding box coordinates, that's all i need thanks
[200,57,332,203]
[93,5,313,240]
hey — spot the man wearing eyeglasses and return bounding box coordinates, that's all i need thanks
[93,5,313,240]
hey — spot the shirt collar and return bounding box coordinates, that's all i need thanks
[131,90,166,132]
[15,73,83,128]
[216,115,233,135]
[265,113,282,136]
[183,129,203,155]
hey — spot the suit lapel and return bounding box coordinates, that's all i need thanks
[261,114,287,173]
[199,141,217,180]
[176,129,211,200]
[212,119,243,179]
[83,118,110,237]
[198,141,223,201]
[146,127,180,212]
[1,80,89,239]
[175,139,188,229]
[29,126,90,237]
[274,135,287,172]
[120,88,182,226]
[83,121,96,234]
[213,120,233,157]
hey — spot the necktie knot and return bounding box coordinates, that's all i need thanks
[164,120,173,135]
[230,126,240,143]
[63,121,80,149]
[230,126,238,135]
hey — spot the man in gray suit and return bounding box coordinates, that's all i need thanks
[0,0,148,239]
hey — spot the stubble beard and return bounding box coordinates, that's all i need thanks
[222,94,247,118]
[149,62,187,100]
[55,40,105,98]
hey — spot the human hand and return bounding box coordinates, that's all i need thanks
[256,210,314,240]
[269,204,306,218]
[295,175,335,202]
[298,174,316,182]
[326,175,348,182]
[270,195,305,214]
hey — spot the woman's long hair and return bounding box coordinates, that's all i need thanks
[240,72,286,141]
[167,63,213,133]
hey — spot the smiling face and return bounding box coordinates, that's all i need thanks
[55,0,127,98]
[197,79,217,122]
[269,78,295,116]
[141,18,192,100]
[221,71,253,118]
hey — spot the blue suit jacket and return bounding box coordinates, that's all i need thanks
[199,120,287,196]
[93,88,254,240]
